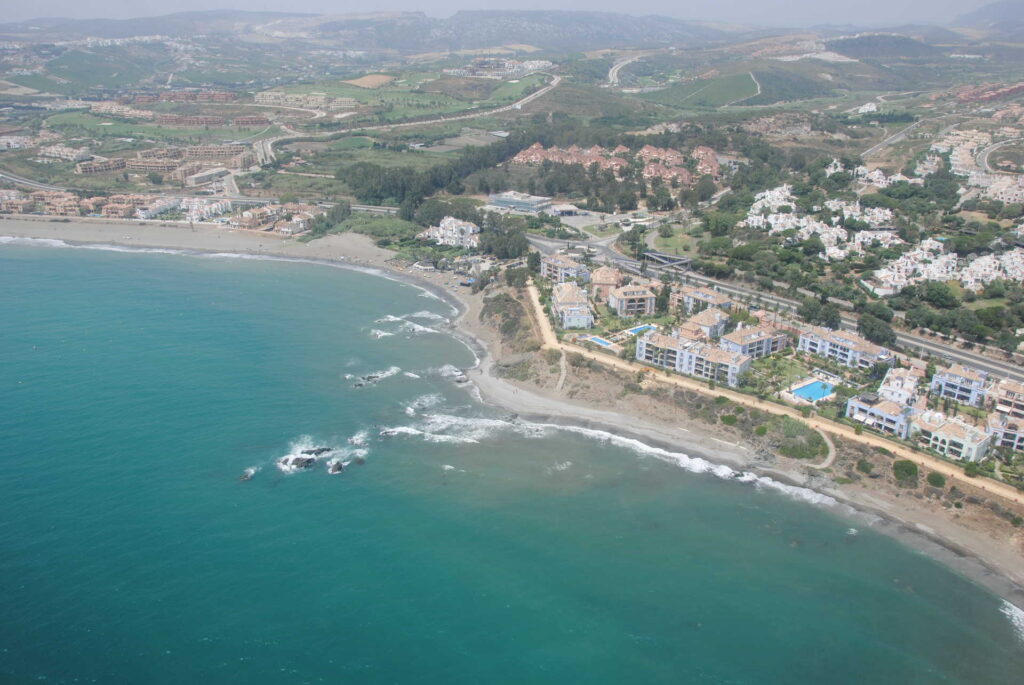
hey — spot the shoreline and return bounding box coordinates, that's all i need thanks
[3,216,1024,608]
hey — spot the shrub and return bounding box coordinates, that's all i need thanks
[964,461,981,477]
[893,460,919,483]
[856,458,873,474]
[926,472,946,488]
[721,415,737,426]
[755,425,768,436]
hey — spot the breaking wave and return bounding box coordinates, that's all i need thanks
[369,329,394,339]
[404,393,444,416]
[1001,601,1024,644]
[374,413,840,509]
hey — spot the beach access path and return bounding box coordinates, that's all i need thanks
[524,283,1024,508]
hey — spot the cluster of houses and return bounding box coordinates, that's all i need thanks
[928,128,1024,204]
[868,237,1024,295]
[0,189,236,221]
[229,202,331,234]
[743,184,904,261]
[510,143,720,186]
[846,363,1024,461]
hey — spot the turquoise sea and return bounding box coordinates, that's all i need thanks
[2,239,1024,684]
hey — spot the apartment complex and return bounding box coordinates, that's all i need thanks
[930,364,989,407]
[719,325,789,359]
[607,285,656,318]
[541,254,590,283]
[911,411,991,462]
[670,285,734,315]
[992,379,1024,420]
[687,307,731,339]
[551,282,594,329]
[797,327,893,369]
[590,266,624,301]
[845,395,914,439]
[75,158,126,174]
[636,331,751,387]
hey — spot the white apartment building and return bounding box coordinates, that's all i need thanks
[670,285,733,315]
[541,254,590,283]
[608,285,656,318]
[719,325,789,359]
[911,411,991,462]
[846,394,914,439]
[551,282,594,329]
[636,331,751,387]
[416,216,480,249]
[797,326,894,369]
[930,364,988,408]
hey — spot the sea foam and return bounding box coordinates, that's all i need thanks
[1001,601,1024,644]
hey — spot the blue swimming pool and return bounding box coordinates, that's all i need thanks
[626,324,656,336]
[587,336,614,347]
[792,380,834,402]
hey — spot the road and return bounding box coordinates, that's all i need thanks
[860,115,958,159]
[524,232,1024,383]
[0,168,66,191]
[976,137,1021,173]
[607,55,643,87]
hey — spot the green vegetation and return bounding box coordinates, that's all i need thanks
[638,73,759,109]
[926,471,946,488]
[893,460,919,484]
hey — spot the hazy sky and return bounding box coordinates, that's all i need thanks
[3,0,994,28]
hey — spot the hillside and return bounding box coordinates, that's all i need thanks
[0,10,311,40]
[954,1,1024,39]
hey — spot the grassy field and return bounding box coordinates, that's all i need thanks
[638,73,759,108]
[45,112,274,145]
[296,146,453,176]
[653,228,699,255]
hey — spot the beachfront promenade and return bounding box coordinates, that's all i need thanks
[523,283,1024,508]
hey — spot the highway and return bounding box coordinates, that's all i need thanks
[976,137,1022,173]
[606,55,643,88]
[0,168,66,191]
[259,73,563,163]
[525,233,1024,383]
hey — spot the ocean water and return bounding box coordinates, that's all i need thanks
[2,240,1024,684]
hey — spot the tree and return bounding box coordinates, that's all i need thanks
[147,171,164,185]
[526,251,541,273]
[858,313,896,345]
[893,460,919,484]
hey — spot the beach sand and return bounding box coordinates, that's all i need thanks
[4,215,1024,605]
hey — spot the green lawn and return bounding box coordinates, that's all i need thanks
[638,73,759,108]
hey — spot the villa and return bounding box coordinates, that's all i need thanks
[416,216,480,249]
[590,266,624,301]
[987,414,1024,453]
[991,378,1024,420]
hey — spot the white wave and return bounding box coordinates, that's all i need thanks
[397,320,440,335]
[407,310,449,322]
[0,236,70,248]
[275,436,336,473]
[374,314,404,324]
[846,528,859,536]
[348,430,369,447]
[404,393,443,416]
[403,372,421,379]
[1001,601,1024,644]
[369,329,394,339]
[325,448,369,473]
[351,366,401,387]
[549,461,573,473]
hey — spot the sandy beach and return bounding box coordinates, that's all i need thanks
[4,215,1024,606]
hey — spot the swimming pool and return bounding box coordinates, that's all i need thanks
[792,380,835,402]
[586,336,614,347]
[626,324,657,336]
